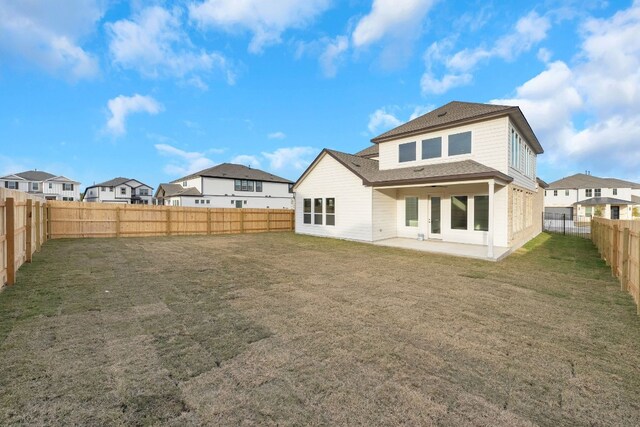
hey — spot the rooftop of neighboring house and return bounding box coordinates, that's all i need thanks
[172,163,293,184]
[547,173,640,190]
[370,101,543,154]
[1,170,79,183]
[155,183,202,198]
[86,177,153,189]
[355,145,379,158]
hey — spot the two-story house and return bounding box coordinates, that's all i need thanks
[83,178,154,204]
[155,163,294,208]
[294,101,546,260]
[1,170,80,201]
[544,173,640,220]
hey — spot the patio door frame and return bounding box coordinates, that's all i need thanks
[428,195,442,240]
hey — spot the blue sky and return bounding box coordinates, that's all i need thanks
[1,0,639,191]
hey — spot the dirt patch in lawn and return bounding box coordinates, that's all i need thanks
[1,232,639,425]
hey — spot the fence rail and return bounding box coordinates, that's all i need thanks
[592,218,640,314]
[47,201,294,238]
[0,188,47,287]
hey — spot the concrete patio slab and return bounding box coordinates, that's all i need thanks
[372,237,511,261]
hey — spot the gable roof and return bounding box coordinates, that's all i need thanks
[154,183,202,198]
[371,101,543,154]
[296,149,513,189]
[7,170,56,181]
[355,145,379,158]
[87,177,153,189]
[548,173,640,190]
[173,163,292,184]
[574,197,634,206]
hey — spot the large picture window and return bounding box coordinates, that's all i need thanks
[421,137,442,159]
[326,198,335,226]
[474,195,489,231]
[448,131,471,156]
[405,197,418,227]
[451,196,468,230]
[314,198,323,224]
[399,142,416,163]
[303,199,311,224]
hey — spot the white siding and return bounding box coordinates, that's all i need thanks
[200,177,293,208]
[172,195,292,209]
[372,188,397,240]
[377,117,509,173]
[295,154,373,241]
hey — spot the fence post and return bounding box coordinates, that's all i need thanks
[291,210,295,230]
[46,204,52,240]
[6,197,16,285]
[26,199,33,263]
[207,208,212,235]
[240,209,245,233]
[35,201,41,251]
[166,209,171,236]
[562,214,566,235]
[612,224,619,278]
[622,227,629,291]
[115,206,121,237]
[637,236,640,315]
[267,210,271,232]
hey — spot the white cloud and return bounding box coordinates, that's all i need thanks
[491,2,640,176]
[367,108,402,134]
[231,154,262,169]
[107,6,234,86]
[0,0,103,79]
[352,0,436,48]
[267,131,286,140]
[262,147,317,170]
[319,35,349,78]
[422,11,551,94]
[106,94,163,136]
[155,143,216,176]
[409,104,434,120]
[188,0,331,53]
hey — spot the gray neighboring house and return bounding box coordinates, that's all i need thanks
[155,163,294,208]
[83,177,154,204]
[544,173,640,220]
[1,170,80,201]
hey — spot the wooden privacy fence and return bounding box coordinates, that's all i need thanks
[47,201,294,238]
[0,188,47,286]
[592,218,640,314]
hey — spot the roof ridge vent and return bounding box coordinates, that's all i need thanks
[437,111,447,117]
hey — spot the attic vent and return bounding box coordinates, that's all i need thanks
[437,111,447,117]
[351,162,361,167]
[413,167,424,172]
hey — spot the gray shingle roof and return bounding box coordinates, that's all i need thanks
[354,145,379,158]
[548,173,640,190]
[155,183,202,198]
[307,149,513,187]
[173,163,292,184]
[88,177,152,189]
[371,101,543,154]
[574,197,634,206]
[14,170,56,181]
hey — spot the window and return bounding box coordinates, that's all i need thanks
[448,131,471,156]
[474,196,489,231]
[510,129,518,167]
[314,198,323,224]
[399,142,416,162]
[451,196,468,230]
[595,188,601,197]
[234,180,242,191]
[613,188,618,195]
[256,181,263,192]
[241,180,248,191]
[109,188,113,192]
[49,183,53,189]
[421,137,442,159]
[62,197,74,201]
[586,189,593,197]
[182,181,187,187]
[288,183,293,193]
[565,190,569,196]
[63,183,73,191]
[553,190,558,196]
[405,197,418,227]
[32,183,39,191]
[326,198,335,226]
[195,200,200,204]
[585,206,592,217]
[303,199,312,224]
[140,189,149,196]
[206,200,210,204]
[172,200,179,206]
[120,187,126,195]
[101,186,107,191]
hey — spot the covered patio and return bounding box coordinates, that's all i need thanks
[372,237,511,261]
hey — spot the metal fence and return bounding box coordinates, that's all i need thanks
[542,212,591,238]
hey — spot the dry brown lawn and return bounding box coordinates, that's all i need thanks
[0,232,639,426]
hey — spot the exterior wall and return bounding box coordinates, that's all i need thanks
[295,154,373,241]
[176,177,203,193]
[575,203,636,220]
[198,177,294,208]
[508,183,543,249]
[507,119,538,191]
[545,187,636,209]
[167,195,293,209]
[372,188,397,240]
[377,117,509,174]
[2,179,80,200]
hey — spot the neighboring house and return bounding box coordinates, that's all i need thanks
[83,178,154,204]
[294,101,546,259]
[1,170,80,201]
[155,163,294,209]
[544,173,640,220]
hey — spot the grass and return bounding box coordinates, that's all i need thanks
[0,232,639,425]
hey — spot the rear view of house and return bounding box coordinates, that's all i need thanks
[83,178,154,204]
[294,101,546,260]
[1,170,80,201]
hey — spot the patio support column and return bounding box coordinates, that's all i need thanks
[488,179,495,259]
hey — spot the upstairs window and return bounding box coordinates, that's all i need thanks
[32,183,39,191]
[182,181,187,187]
[613,188,618,195]
[399,142,416,162]
[421,137,442,159]
[234,179,241,191]
[49,183,53,189]
[565,190,569,196]
[553,190,558,196]
[594,188,601,197]
[256,181,263,192]
[6,181,18,189]
[448,131,471,156]
[63,183,74,191]
[303,199,311,224]
[120,187,126,195]
[288,183,293,193]
[586,189,593,197]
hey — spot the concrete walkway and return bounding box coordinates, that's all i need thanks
[372,238,511,261]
